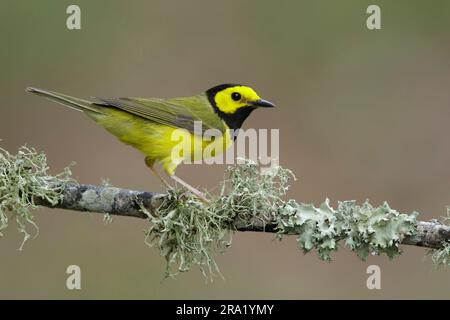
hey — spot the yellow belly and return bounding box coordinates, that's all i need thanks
[88,109,232,175]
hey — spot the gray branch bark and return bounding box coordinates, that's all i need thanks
[34,183,450,250]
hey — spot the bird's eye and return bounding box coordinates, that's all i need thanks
[231,92,241,101]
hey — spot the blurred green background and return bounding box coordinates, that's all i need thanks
[1,0,450,299]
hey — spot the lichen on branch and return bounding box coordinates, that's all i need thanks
[0,145,72,249]
[147,159,421,279]
[1,144,450,280]
[276,198,418,261]
[141,160,295,279]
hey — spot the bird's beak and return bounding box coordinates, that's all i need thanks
[248,99,276,108]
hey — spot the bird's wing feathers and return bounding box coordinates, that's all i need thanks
[95,94,226,135]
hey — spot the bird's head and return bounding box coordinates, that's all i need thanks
[205,84,275,130]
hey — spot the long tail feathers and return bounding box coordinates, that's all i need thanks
[26,87,104,114]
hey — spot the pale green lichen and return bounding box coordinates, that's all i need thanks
[100,179,114,223]
[277,199,418,261]
[142,190,231,280]
[144,159,419,280]
[142,160,293,280]
[0,145,444,279]
[0,144,72,249]
[79,187,120,213]
[427,208,450,267]
[429,241,450,267]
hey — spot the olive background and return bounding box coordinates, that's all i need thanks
[1,0,450,299]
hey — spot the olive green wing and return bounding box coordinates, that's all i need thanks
[95,94,226,135]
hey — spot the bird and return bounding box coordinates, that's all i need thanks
[26,84,275,200]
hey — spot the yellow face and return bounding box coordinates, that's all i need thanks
[214,86,261,114]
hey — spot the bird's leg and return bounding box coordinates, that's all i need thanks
[170,175,209,202]
[151,166,171,188]
[148,158,209,202]
[145,157,170,188]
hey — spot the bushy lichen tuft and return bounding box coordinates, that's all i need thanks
[0,145,72,249]
[142,189,231,280]
[214,159,295,228]
[429,241,450,267]
[142,160,294,280]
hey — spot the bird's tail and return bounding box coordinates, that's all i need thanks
[26,87,104,114]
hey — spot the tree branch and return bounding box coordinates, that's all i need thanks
[34,183,450,250]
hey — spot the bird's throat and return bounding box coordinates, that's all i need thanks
[214,106,256,133]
